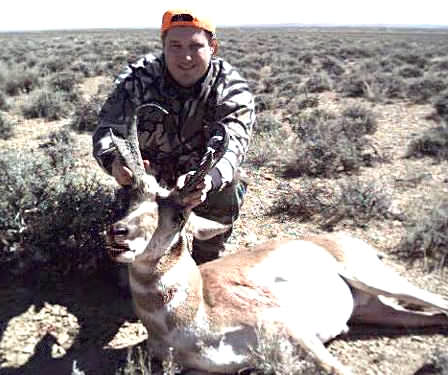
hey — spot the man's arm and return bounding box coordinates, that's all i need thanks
[207,63,256,191]
[92,55,159,175]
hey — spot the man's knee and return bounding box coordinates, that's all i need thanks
[192,228,232,264]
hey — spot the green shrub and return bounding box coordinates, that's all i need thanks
[338,72,373,99]
[0,130,117,276]
[320,56,345,77]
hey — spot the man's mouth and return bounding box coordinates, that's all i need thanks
[178,64,194,71]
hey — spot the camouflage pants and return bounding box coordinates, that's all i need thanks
[192,181,246,264]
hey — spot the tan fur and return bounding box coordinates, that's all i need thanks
[108,193,448,375]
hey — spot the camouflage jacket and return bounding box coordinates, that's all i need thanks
[92,53,255,191]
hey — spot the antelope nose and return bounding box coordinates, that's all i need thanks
[110,224,129,236]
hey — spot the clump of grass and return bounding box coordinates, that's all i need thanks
[321,177,394,229]
[395,201,448,270]
[248,325,326,375]
[247,114,290,168]
[117,343,151,375]
[268,180,333,222]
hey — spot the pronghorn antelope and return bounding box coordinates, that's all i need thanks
[105,123,448,375]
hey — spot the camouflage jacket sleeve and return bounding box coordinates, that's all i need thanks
[92,54,161,174]
[208,60,255,190]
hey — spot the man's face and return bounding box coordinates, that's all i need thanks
[164,27,215,88]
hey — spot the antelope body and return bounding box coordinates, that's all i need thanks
[105,125,448,374]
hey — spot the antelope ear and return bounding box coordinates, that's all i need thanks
[188,213,231,240]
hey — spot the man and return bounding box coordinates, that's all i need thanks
[93,9,255,263]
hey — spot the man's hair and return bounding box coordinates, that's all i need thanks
[161,29,216,45]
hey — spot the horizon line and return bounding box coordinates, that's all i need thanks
[1,22,448,33]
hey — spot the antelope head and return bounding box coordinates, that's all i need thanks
[106,120,229,264]
[105,119,167,263]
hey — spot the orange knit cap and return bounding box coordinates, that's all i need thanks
[161,9,216,36]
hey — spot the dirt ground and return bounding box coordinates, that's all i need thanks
[1,78,447,375]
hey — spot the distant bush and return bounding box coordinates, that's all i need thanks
[21,88,71,120]
[48,71,79,93]
[406,76,445,104]
[70,95,102,132]
[406,124,448,161]
[342,104,378,137]
[268,180,332,222]
[269,177,393,229]
[395,201,448,270]
[302,72,332,93]
[0,112,14,139]
[397,65,424,79]
[284,107,379,178]
[320,56,345,77]
[433,90,448,124]
[256,112,283,134]
[4,66,40,96]
[0,90,9,111]
[254,94,277,112]
[321,177,394,229]
[391,51,428,69]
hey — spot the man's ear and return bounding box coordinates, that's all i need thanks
[210,39,218,56]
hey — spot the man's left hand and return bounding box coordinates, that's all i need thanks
[176,172,212,209]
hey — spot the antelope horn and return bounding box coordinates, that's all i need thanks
[109,119,145,184]
[179,148,215,197]
[177,131,228,199]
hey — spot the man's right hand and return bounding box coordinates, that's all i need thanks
[111,157,151,186]
[111,157,133,186]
